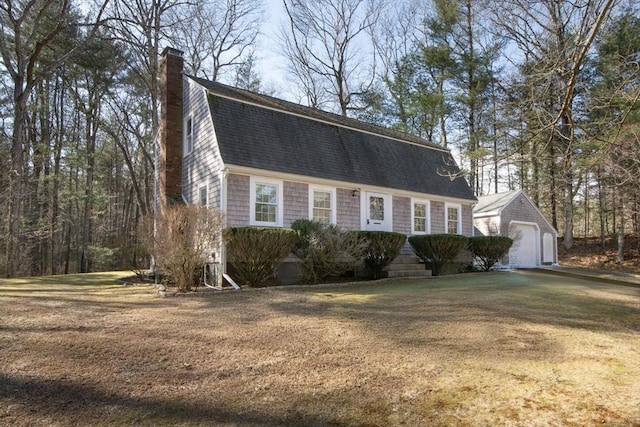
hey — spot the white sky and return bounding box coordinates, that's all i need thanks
[253,0,290,95]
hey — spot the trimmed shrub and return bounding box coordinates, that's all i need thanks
[291,219,363,284]
[352,231,407,279]
[408,234,468,276]
[223,227,297,287]
[468,235,513,271]
[143,205,224,292]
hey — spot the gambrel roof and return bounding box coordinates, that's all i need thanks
[188,75,476,202]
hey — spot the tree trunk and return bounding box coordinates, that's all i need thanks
[563,167,574,250]
[617,204,624,263]
[80,110,97,273]
[6,92,28,277]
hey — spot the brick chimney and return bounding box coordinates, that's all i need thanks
[158,47,184,210]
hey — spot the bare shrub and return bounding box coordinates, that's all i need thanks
[143,205,224,292]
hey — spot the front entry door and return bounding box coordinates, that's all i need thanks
[364,192,391,231]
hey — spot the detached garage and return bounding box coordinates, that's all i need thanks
[473,190,558,268]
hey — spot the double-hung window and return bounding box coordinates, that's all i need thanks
[446,203,461,234]
[199,185,208,205]
[309,187,336,224]
[184,116,193,154]
[412,199,430,234]
[250,177,283,226]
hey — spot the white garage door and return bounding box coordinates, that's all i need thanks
[509,223,538,268]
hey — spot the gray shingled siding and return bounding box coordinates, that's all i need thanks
[431,201,445,234]
[183,78,223,207]
[284,181,308,226]
[462,204,473,236]
[337,188,360,230]
[226,174,250,227]
[475,216,500,236]
[428,201,473,236]
[393,196,411,235]
[224,172,475,239]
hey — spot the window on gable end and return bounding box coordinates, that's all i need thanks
[199,185,208,205]
[184,116,193,154]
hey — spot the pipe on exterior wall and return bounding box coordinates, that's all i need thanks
[220,168,229,275]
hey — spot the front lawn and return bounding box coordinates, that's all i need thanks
[1,271,638,426]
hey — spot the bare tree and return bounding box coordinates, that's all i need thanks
[492,0,619,249]
[369,0,427,132]
[105,0,189,218]
[281,0,383,116]
[167,0,263,82]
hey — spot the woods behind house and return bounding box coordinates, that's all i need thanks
[1,0,638,277]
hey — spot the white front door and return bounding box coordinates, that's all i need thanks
[364,192,391,231]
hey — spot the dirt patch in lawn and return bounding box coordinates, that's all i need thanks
[1,271,639,426]
[559,234,640,274]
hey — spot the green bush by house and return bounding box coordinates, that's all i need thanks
[223,227,297,287]
[408,234,468,276]
[351,231,406,279]
[468,236,513,271]
[291,219,362,284]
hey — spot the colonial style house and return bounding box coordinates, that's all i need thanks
[474,190,559,268]
[157,47,477,279]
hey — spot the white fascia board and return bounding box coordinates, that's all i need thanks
[473,211,500,218]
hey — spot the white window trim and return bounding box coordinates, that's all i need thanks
[445,202,462,234]
[198,183,209,206]
[250,176,283,227]
[183,115,194,155]
[411,198,430,235]
[308,185,337,225]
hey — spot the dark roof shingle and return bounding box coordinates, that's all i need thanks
[190,76,476,201]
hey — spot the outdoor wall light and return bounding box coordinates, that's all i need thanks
[351,189,360,198]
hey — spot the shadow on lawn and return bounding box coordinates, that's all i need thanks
[0,372,337,427]
[266,271,640,337]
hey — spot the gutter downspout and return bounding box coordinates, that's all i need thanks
[221,168,229,278]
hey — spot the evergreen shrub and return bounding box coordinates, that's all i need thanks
[468,235,513,271]
[223,227,297,287]
[352,231,407,279]
[408,234,468,276]
[291,219,363,284]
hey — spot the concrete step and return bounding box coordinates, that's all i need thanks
[399,242,416,256]
[391,255,422,264]
[386,252,431,278]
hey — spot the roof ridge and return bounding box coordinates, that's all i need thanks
[185,74,449,153]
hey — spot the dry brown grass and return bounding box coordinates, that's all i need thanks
[1,271,639,426]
